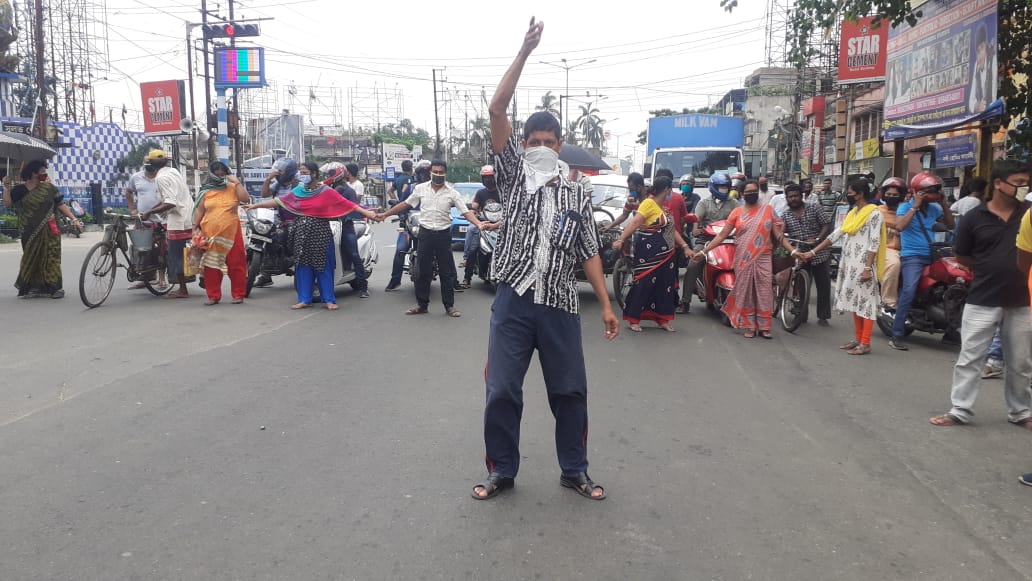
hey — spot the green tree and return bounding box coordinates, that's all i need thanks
[536,91,561,117]
[720,0,1031,157]
[372,119,433,150]
[576,102,606,150]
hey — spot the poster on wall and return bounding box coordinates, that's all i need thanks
[883,0,998,138]
[838,16,888,84]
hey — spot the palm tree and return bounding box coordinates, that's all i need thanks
[536,91,561,118]
[575,103,606,150]
[564,120,580,146]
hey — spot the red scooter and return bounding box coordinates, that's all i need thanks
[693,219,736,325]
[876,243,971,340]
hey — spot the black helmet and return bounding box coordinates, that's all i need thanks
[272,158,298,185]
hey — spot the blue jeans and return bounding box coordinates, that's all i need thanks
[340,221,367,291]
[484,284,589,478]
[463,224,480,260]
[295,241,336,304]
[987,325,1004,362]
[389,230,411,286]
[892,255,931,339]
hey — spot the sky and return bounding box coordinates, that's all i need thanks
[92,0,772,165]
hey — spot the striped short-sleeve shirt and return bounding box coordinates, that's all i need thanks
[491,133,599,314]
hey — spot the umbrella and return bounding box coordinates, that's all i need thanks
[559,144,610,172]
[0,131,56,160]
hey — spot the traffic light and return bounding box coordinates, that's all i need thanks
[202,23,260,39]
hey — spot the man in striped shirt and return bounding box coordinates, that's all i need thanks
[470,18,618,502]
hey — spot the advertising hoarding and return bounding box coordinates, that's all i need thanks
[214,48,266,89]
[140,80,186,136]
[935,133,977,167]
[838,16,888,84]
[883,0,998,133]
[800,97,826,173]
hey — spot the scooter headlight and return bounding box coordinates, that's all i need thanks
[254,220,273,236]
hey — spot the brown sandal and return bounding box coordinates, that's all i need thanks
[846,344,871,355]
[446,307,461,318]
[405,306,428,315]
[929,413,964,426]
[1012,418,1032,431]
[840,340,860,350]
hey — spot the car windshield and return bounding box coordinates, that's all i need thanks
[453,184,480,205]
[592,184,628,208]
[654,151,741,179]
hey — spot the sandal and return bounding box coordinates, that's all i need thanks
[659,323,675,332]
[204,298,220,306]
[326,303,339,311]
[629,324,643,332]
[840,340,860,350]
[674,303,689,314]
[560,472,606,501]
[759,331,773,340]
[446,307,462,318]
[929,413,964,426]
[291,303,311,310]
[1012,417,1032,431]
[743,330,756,339]
[847,344,871,355]
[165,290,189,299]
[231,298,243,304]
[471,472,515,500]
[406,306,429,315]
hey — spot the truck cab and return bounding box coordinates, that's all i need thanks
[645,147,744,192]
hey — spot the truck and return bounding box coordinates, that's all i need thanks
[643,114,745,191]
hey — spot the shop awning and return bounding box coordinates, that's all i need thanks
[882,99,1005,141]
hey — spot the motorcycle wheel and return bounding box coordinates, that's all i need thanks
[780,268,810,333]
[409,250,420,283]
[245,250,261,297]
[714,287,732,326]
[875,308,912,337]
[612,257,631,309]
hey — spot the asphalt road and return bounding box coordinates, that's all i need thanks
[2,225,1032,580]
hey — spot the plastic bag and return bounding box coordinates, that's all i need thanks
[184,245,202,277]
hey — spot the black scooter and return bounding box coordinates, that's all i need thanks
[244,208,293,296]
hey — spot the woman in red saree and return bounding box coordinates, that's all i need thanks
[697,179,786,338]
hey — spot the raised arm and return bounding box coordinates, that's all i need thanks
[489,19,543,154]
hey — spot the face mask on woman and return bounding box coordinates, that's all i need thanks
[297,174,313,186]
[743,192,760,205]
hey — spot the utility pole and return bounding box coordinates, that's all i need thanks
[33,0,47,139]
[185,22,200,187]
[200,0,215,163]
[432,68,443,159]
[228,0,243,172]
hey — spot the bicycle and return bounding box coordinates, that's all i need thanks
[774,238,814,333]
[78,211,172,308]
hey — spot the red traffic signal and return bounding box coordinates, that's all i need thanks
[202,23,260,39]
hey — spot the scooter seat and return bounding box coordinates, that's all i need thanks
[353,222,368,237]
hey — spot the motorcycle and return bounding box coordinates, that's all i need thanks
[876,242,971,339]
[474,201,505,284]
[244,207,294,296]
[58,200,87,238]
[693,219,736,325]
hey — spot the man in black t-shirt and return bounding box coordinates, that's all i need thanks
[929,160,1032,429]
[460,165,500,288]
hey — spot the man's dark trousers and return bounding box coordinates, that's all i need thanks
[810,259,832,321]
[415,228,457,309]
[484,283,589,478]
[340,220,367,291]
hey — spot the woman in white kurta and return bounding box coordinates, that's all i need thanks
[801,179,886,355]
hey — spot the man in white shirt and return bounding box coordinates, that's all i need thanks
[125,162,166,289]
[345,162,365,201]
[140,149,194,299]
[376,160,492,317]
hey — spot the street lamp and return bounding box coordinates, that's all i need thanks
[539,58,597,127]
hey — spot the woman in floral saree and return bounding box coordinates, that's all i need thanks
[611,176,694,332]
[2,160,81,298]
[697,179,787,338]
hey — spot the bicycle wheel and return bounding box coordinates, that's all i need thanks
[79,241,117,308]
[145,275,173,296]
[612,257,631,309]
[780,268,811,333]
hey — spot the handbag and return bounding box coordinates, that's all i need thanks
[47,217,60,235]
[914,210,938,261]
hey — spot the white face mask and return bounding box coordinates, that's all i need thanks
[523,146,560,191]
[1017,185,1030,200]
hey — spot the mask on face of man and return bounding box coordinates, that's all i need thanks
[483,177,497,190]
[681,184,692,194]
[523,146,560,190]
[431,172,446,185]
[144,163,156,173]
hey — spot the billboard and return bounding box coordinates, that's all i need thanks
[382,143,416,182]
[800,97,826,173]
[935,133,977,167]
[838,16,888,84]
[140,80,186,136]
[214,47,266,89]
[883,0,998,132]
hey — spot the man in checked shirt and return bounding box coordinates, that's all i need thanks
[470,18,619,502]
